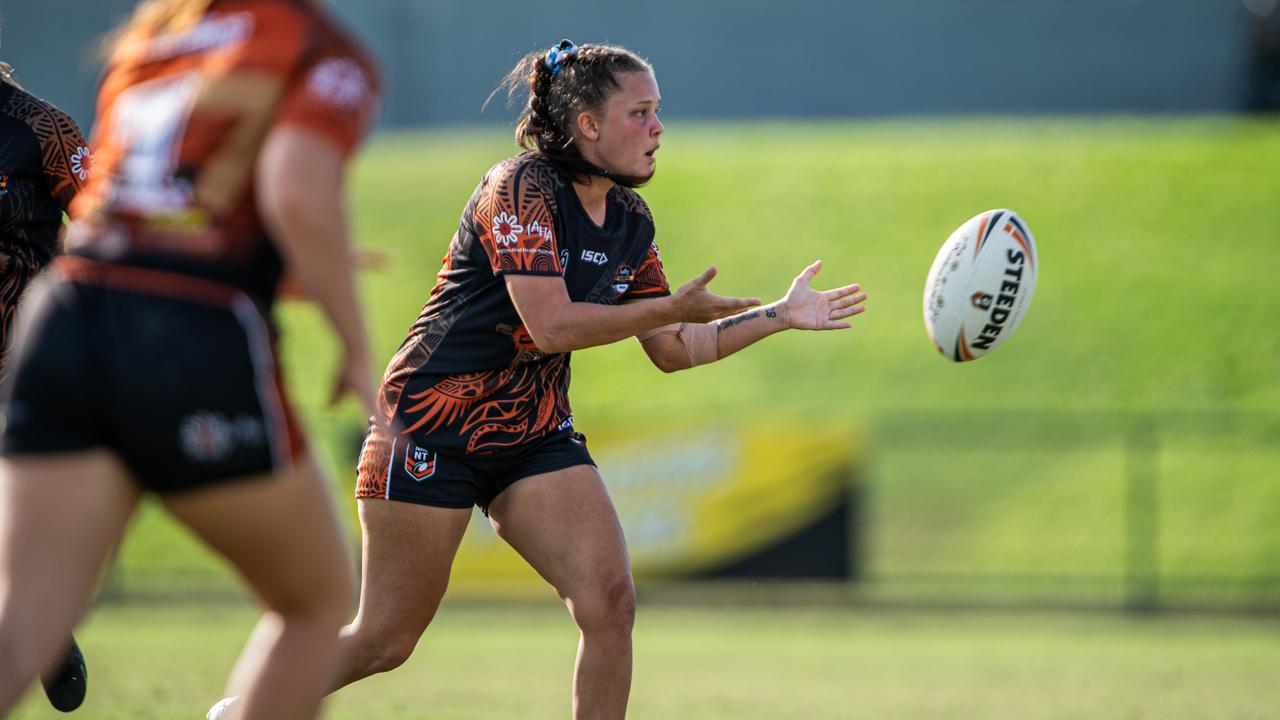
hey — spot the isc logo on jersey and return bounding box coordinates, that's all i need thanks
[922,209,1037,362]
[404,443,437,481]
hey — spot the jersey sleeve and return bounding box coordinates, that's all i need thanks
[36,101,91,212]
[622,241,670,299]
[474,163,564,276]
[274,47,379,159]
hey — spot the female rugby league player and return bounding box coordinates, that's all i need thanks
[0,0,380,718]
[213,39,868,720]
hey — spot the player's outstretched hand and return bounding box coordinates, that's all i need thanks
[671,265,761,323]
[780,260,867,331]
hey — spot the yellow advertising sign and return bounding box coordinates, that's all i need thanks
[448,424,861,595]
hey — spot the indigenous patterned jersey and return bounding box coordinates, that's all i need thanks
[0,81,91,269]
[66,0,379,305]
[0,81,91,382]
[380,153,670,456]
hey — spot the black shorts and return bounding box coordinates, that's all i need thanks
[355,421,594,514]
[0,258,303,493]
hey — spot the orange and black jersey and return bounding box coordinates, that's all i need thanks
[379,153,669,455]
[66,0,379,306]
[0,82,90,269]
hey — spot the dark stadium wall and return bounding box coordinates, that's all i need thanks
[1,1,1253,130]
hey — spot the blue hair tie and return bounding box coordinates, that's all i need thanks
[544,39,579,75]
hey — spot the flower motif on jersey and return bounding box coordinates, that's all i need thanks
[492,212,524,247]
[70,146,93,181]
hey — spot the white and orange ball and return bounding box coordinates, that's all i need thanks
[923,209,1038,362]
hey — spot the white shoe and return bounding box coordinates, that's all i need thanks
[206,696,239,720]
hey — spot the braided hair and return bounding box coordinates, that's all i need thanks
[494,40,653,187]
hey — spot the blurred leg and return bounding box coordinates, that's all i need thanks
[487,465,635,720]
[0,451,139,715]
[161,455,353,720]
[327,498,471,692]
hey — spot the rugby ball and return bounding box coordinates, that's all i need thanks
[923,209,1037,362]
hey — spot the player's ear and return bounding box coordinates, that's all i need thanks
[575,110,601,141]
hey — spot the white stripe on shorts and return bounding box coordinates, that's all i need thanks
[230,295,290,472]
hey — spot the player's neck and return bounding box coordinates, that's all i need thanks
[572,176,614,228]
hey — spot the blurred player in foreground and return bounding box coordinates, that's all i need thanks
[314,39,862,720]
[0,1,380,718]
[0,31,94,713]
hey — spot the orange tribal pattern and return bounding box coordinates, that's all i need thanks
[374,153,667,458]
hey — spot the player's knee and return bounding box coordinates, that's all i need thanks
[571,575,636,637]
[364,629,422,674]
[345,611,433,675]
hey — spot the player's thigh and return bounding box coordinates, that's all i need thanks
[353,498,471,631]
[486,464,632,598]
[160,454,352,615]
[0,451,139,666]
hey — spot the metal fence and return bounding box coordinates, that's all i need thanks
[861,408,1280,613]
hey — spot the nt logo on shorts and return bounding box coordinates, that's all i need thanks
[404,443,437,481]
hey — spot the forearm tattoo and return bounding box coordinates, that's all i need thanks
[717,306,778,333]
[717,310,760,333]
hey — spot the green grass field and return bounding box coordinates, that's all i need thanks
[35,118,1277,717]
[109,117,1280,602]
[10,602,1280,719]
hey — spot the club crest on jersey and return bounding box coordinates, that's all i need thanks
[404,443,437,482]
[611,265,633,294]
[492,212,523,247]
[0,173,8,197]
[971,291,993,310]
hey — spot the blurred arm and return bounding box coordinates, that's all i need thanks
[256,126,373,410]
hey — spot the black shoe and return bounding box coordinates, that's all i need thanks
[40,636,87,712]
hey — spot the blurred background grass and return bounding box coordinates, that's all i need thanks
[107,118,1280,605]
[25,117,1274,718]
[11,602,1280,719]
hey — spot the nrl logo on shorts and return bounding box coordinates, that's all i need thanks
[404,443,437,481]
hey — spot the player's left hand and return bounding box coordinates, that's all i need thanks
[780,260,867,331]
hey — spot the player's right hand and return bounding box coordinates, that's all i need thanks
[670,265,761,323]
